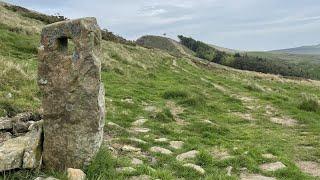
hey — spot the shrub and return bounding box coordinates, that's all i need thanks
[101,29,136,46]
[163,90,189,99]
[4,5,66,24]
[152,108,174,123]
[0,101,21,117]
[180,96,206,107]
[298,94,320,112]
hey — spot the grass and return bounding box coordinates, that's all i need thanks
[298,94,320,112]
[0,4,320,179]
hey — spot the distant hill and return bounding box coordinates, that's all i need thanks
[136,35,195,57]
[270,44,320,55]
[178,35,320,79]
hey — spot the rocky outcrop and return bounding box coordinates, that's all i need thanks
[38,17,105,171]
[0,114,43,172]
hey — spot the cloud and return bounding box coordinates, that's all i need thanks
[139,6,167,17]
[5,0,320,51]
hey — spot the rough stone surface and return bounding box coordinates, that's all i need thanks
[0,132,12,143]
[67,168,86,180]
[0,137,25,171]
[240,173,276,180]
[0,120,43,172]
[0,117,12,130]
[183,163,205,174]
[259,162,286,172]
[176,150,199,161]
[121,145,141,152]
[296,161,320,177]
[23,120,44,169]
[39,17,105,170]
[150,146,173,155]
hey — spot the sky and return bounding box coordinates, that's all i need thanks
[5,0,320,51]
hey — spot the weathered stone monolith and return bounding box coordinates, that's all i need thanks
[38,17,105,171]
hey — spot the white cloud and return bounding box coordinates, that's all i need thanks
[5,0,320,50]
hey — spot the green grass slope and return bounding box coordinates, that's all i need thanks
[1,4,320,180]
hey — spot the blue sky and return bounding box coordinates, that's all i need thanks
[5,0,320,51]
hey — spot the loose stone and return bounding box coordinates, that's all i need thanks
[67,168,86,180]
[121,145,141,152]
[183,163,205,174]
[150,146,173,155]
[176,150,199,161]
[169,141,184,149]
[259,162,286,172]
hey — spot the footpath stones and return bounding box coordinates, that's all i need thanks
[259,162,286,172]
[38,17,105,170]
[183,163,205,174]
[122,145,141,152]
[150,146,173,155]
[240,173,276,180]
[176,150,199,161]
[296,161,320,177]
[169,141,184,149]
[0,117,12,130]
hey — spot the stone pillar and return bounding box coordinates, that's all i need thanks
[38,17,105,171]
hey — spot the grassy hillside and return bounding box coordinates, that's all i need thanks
[271,44,320,55]
[1,3,320,180]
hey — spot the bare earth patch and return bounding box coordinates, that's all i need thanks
[166,101,184,117]
[169,141,184,149]
[259,162,286,172]
[240,173,276,180]
[211,147,233,160]
[233,112,255,121]
[296,161,320,177]
[270,117,297,127]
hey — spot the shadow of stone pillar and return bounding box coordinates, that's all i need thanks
[38,17,105,171]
